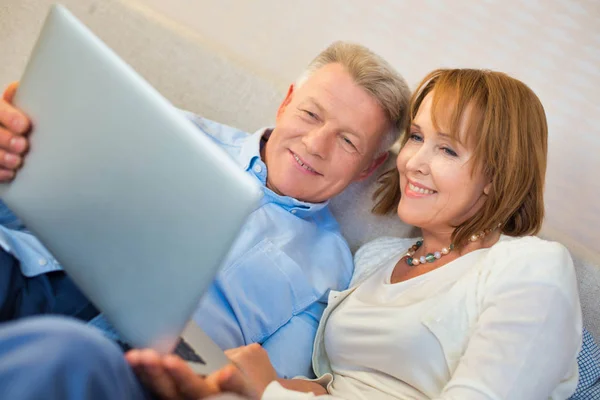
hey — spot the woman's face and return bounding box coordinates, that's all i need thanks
[396,92,491,232]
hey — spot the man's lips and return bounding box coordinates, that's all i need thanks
[289,150,321,175]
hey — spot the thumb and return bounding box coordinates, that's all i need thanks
[3,82,19,103]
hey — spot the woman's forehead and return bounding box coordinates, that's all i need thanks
[416,90,481,146]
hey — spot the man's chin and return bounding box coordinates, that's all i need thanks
[279,185,322,203]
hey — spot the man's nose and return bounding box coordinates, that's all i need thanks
[302,127,332,159]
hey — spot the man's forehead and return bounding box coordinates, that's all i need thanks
[300,69,386,113]
[292,64,390,144]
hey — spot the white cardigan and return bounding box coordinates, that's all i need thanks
[263,235,583,399]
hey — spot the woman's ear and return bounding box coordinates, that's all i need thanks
[483,181,492,196]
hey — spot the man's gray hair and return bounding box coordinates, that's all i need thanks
[296,41,411,155]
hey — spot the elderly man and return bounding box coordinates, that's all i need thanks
[0,41,410,399]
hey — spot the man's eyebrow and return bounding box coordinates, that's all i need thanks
[305,97,365,141]
[304,97,326,114]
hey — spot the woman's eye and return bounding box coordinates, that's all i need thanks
[409,133,423,142]
[442,147,458,157]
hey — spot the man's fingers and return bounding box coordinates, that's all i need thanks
[0,126,28,154]
[0,149,23,170]
[2,82,19,103]
[0,84,30,135]
[0,169,15,182]
[163,355,221,398]
[0,103,30,135]
[131,349,181,400]
[163,355,220,399]
[124,349,141,367]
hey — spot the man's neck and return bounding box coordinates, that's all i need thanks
[259,129,272,160]
[259,130,282,197]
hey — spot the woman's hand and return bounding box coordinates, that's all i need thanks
[225,343,278,395]
[227,344,328,396]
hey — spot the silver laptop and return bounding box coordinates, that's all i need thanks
[0,4,263,375]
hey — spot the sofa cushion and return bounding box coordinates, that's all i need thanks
[571,328,600,399]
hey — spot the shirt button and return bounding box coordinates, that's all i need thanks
[253,164,262,173]
[291,210,297,214]
[38,258,48,266]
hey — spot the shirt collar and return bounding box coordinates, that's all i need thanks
[238,127,269,171]
[239,128,329,217]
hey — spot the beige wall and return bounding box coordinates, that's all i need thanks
[134,0,600,258]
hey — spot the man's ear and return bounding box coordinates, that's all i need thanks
[355,152,389,182]
[276,84,295,118]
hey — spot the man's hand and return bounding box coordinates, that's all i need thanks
[126,348,264,400]
[0,82,30,182]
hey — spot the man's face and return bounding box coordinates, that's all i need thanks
[263,63,390,203]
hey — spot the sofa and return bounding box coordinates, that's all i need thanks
[2,0,599,384]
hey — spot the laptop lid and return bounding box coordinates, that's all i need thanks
[0,4,262,357]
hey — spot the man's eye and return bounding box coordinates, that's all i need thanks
[340,135,357,151]
[303,110,318,120]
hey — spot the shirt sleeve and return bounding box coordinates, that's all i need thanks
[435,242,582,399]
[0,200,24,230]
[261,301,325,379]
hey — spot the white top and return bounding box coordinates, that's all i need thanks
[263,235,583,399]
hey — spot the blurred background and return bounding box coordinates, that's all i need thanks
[1,0,599,261]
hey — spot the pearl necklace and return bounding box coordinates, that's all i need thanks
[404,227,496,267]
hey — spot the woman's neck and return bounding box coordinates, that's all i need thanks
[419,229,453,255]
[418,228,501,258]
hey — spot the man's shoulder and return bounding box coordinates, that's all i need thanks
[182,111,250,148]
[312,205,344,233]
[263,204,348,250]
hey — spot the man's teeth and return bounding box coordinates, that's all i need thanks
[409,182,435,195]
[293,154,315,172]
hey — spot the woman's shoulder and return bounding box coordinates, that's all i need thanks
[483,235,576,288]
[354,236,415,263]
[489,235,571,261]
[350,236,415,287]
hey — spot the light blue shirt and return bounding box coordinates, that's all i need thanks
[0,112,354,378]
